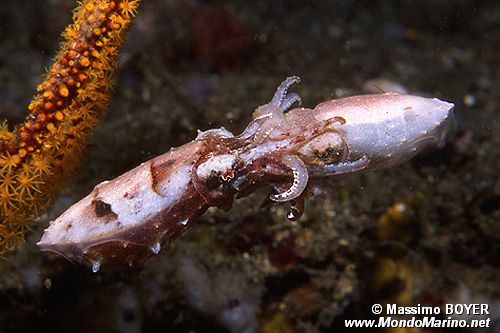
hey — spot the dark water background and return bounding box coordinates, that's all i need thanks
[0,0,498,332]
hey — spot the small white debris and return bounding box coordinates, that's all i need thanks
[91,260,101,273]
[463,94,476,107]
[151,242,161,254]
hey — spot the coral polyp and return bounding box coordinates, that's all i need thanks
[0,0,141,255]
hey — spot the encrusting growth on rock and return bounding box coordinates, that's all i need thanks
[0,0,141,255]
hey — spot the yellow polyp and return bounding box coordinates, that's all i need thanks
[119,0,140,18]
[110,13,125,26]
[30,154,52,174]
[86,14,96,24]
[59,84,70,97]
[79,57,91,67]
[84,3,95,13]
[9,216,33,234]
[0,122,15,141]
[96,13,106,22]
[17,170,44,195]
[65,139,78,151]
[98,3,110,11]
[0,157,15,173]
[0,0,142,255]
[0,224,23,252]
[1,172,15,189]
[11,154,21,166]
[18,149,27,158]
[46,123,56,133]
[0,187,17,211]
[63,27,79,40]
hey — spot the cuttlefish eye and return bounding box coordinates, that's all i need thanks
[297,132,348,165]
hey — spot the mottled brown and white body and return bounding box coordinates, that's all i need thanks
[38,77,454,270]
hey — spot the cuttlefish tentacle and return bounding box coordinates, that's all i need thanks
[251,76,302,123]
[309,155,370,176]
[279,92,302,112]
[270,155,309,202]
[270,76,301,108]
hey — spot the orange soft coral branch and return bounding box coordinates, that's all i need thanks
[0,0,141,255]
